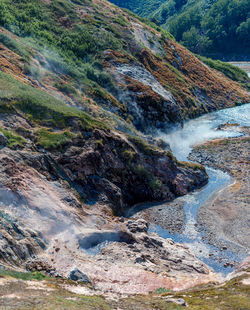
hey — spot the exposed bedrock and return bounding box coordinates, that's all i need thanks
[0,126,207,267]
[27,219,217,295]
[54,128,208,215]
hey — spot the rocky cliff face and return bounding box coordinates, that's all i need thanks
[0,0,249,294]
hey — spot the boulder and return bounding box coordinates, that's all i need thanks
[127,219,149,233]
[69,268,91,284]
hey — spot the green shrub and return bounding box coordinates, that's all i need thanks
[149,177,162,191]
[55,82,77,95]
[86,65,115,89]
[154,287,170,294]
[128,135,161,155]
[94,139,104,148]
[134,164,150,178]
[23,63,41,80]
[122,149,136,161]
[198,55,249,90]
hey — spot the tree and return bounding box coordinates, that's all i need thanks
[236,18,250,45]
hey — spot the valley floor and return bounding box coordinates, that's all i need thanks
[189,126,250,257]
[131,124,250,272]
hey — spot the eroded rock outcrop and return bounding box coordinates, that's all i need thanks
[54,129,208,214]
[41,218,218,295]
[0,125,207,268]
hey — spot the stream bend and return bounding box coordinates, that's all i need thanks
[130,103,250,274]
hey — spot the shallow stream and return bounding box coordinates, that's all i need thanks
[148,103,250,274]
[80,104,250,272]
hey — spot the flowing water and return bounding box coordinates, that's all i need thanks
[229,62,250,78]
[148,103,250,273]
[79,104,249,270]
[157,103,249,161]
[79,104,250,268]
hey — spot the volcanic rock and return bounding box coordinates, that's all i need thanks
[69,269,92,284]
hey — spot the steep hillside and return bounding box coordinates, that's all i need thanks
[0,0,249,298]
[0,0,248,132]
[109,0,166,17]
[109,0,250,58]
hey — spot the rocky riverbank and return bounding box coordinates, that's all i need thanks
[126,198,185,234]
[189,126,250,256]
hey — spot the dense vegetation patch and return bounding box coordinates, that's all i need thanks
[0,268,46,281]
[110,0,166,17]
[0,0,123,95]
[0,32,31,60]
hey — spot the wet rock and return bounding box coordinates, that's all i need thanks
[69,268,92,284]
[135,256,146,264]
[140,235,163,248]
[224,262,234,268]
[0,132,7,146]
[55,128,208,216]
